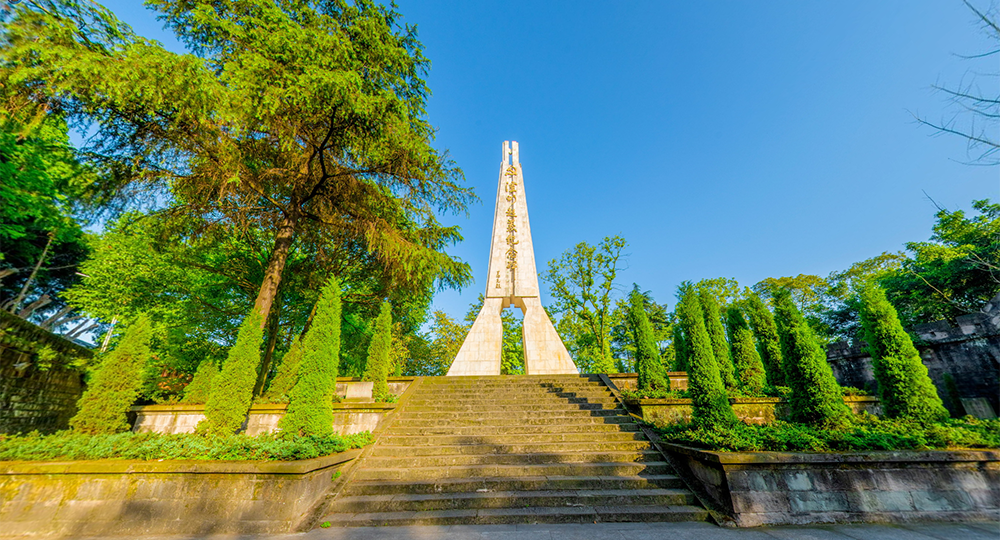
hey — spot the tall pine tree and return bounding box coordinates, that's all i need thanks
[629,287,669,390]
[363,301,393,400]
[200,309,264,436]
[725,306,767,395]
[280,277,342,436]
[744,290,784,386]
[773,289,850,427]
[672,323,690,372]
[857,283,948,422]
[698,288,738,389]
[678,283,738,429]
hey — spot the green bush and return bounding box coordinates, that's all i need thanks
[857,283,948,423]
[672,324,690,372]
[0,430,372,461]
[363,301,392,400]
[629,288,669,390]
[199,309,264,436]
[70,314,154,434]
[655,416,1000,452]
[773,289,851,428]
[621,388,689,400]
[180,360,218,404]
[677,283,738,429]
[261,336,303,403]
[744,290,784,386]
[725,306,767,395]
[697,288,738,389]
[281,277,342,437]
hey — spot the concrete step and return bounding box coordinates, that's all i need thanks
[344,475,688,495]
[405,396,620,407]
[388,416,635,429]
[320,505,710,526]
[400,407,626,417]
[383,427,643,442]
[363,450,664,468]
[329,488,695,513]
[355,461,674,481]
[371,441,653,457]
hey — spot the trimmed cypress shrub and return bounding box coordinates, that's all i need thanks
[725,306,767,395]
[697,288,738,389]
[261,336,304,402]
[70,314,154,434]
[199,309,264,436]
[629,288,669,391]
[280,278,343,436]
[363,301,393,400]
[744,290,784,386]
[672,323,690,372]
[678,283,738,429]
[772,289,850,427]
[181,360,219,404]
[857,283,948,423]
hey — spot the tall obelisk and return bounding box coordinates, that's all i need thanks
[447,142,578,376]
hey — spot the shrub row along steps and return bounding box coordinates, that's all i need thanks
[318,374,709,526]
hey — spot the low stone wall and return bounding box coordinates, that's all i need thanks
[661,441,1000,527]
[607,372,688,391]
[635,396,881,425]
[334,377,412,398]
[0,311,92,435]
[0,449,360,536]
[132,402,395,436]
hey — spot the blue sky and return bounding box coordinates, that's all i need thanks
[95,1,998,321]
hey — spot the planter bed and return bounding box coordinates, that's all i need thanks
[634,396,882,425]
[660,441,1000,527]
[0,449,360,536]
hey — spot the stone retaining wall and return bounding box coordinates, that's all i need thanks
[661,442,1000,527]
[0,449,360,536]
[635,396,881,425]
[607,372,688,391]
[132,402,395,436]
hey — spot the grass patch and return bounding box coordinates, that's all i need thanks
[0,431,373,462]
[655,415,1000,452]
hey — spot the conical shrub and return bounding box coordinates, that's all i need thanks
[672,323,690,372]
[363,301,393,400]
[678,283,738,429]
[744,290,784,386]
[629,288,669,391]
[70,314,153,434]
[773,289,850,427]
[726,306,767,395]
[698,288,738,389]
[181,360,218,404]
[262,336,304,402]
[280,277,342,436]
[857,283,948,422]
[199,309,264,436]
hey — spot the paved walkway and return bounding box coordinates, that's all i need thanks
[60,520,999,540]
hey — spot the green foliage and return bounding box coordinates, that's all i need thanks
[261,336,303,403]
[672,323,690,372]
[610,287,672,374]
[281,278,342,437]
[655,416,1000,452]
[544,236,628,373]
[70,314,153,434]
[500,311,525,375]
[407,310,464,376]
[621,388,689,400]
[696,286,737,389]
[180,361,218,404]
[629,287,668,390]
[0,430,372,462]
[199,310,264,436]
[753,274,831,342]
[676,283,738,429]
[743,290,784,386]
[725,306,767,395]
[773,289,850,428]
[362,301,393,400]
[857,283,948,423]
[943,373,966,417]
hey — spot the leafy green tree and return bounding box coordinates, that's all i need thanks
[70,314,153,434]
[363,301,392,400]
[261,336,303,402]
[610,287,672,373]
[280,278,342,436]
[4,0,474,333]
[199,310,264,436]
[181,360,218,404]
[753,274,831,341]
[824,252,906,342]
[772,289,850,428]
[544,236,628,373]
[857,283,948,422]
[743,290,784,386]
[629,287,669,390]
[405,310,464,376]
[677,283,737,429]
[725,306,766,395]
[697,286,738,389]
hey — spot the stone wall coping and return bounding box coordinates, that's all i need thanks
[659,441,1000,465]
[636,396,878,405]
[606,372,687,379]
[0,448,362,476]
[336,376,415,382]
[130,402,396,413]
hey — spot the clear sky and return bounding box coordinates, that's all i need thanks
[93,1,999,322]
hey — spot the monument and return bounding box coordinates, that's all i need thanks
[447,141,579,376]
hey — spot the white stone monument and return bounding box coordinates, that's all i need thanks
[447,142,579,376]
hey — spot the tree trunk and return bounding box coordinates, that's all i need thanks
[11,232,54,314]
[254,295,283,397]
[252,212,298,328]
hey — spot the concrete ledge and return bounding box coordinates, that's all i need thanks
[131,403,395,436]
[659,440,1000,527]
[634,396,882,425]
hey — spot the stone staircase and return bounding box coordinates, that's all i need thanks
[318,374,709,526]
